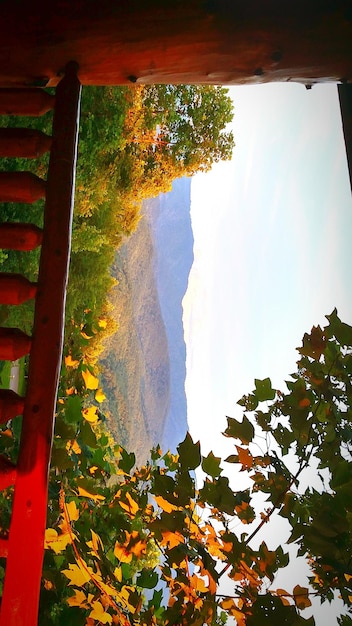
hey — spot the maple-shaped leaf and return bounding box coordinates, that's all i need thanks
[177,432,201,470]
[67,588,89,608]
[236,445,253,470]
[202,451,222,478]
[89,600,112,624]
[64,500,80,522]
[223,416,254,444]
[62,563,93,586]
[254,377,276,402]
[297,325,326,359]
[82,369,99,390]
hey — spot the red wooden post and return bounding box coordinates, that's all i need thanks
[0,62,81,626]
[0,89,55,116]
[0,223,43,251]
[0,328,31,360]
[0,273,36,304]
[0,128,52,158]
[0,172,46,203]
[0,390,25,423]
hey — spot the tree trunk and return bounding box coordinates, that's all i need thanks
[0,0,351,87]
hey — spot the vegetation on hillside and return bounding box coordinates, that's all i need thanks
[0,84,234,364]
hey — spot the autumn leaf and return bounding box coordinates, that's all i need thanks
[77,486,105,502]
[95,387,106,403]
[62,562,94,586]
[236,445,253,470]
[65,354,80,368]
[154,494,179,513]
[82,369,99,390]
[44,528,73,554]
[82,406,99,423]
[87,529,104,558]
[293,584,312,609]
[119,492,139,517]
[67,588,89,608]
[89,600,112,624]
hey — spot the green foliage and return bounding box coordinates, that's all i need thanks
[1,312,351,625]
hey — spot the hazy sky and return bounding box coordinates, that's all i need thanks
[182,82,352,622]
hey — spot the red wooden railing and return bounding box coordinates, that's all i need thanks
[0,62,81,626]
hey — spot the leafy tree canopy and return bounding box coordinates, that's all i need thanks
[1,311,351,625]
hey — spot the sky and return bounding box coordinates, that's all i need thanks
[182,82,352,622]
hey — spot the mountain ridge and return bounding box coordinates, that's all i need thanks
[101,177,193,464]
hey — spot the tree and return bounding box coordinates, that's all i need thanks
[1,311,350,624]
[140,84,234,174]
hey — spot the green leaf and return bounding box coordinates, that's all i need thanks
[177,432,201,470]
[223,415,254,444]
[254,377,276,402]
[326,308,352,346]
[201,451,222,478]
[64,395,83,424]
[136,568,158,589]
[118,447,135,473]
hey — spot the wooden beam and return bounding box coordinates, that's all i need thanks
[338,83,352,195]
[0,0,351,87]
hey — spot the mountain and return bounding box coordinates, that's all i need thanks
[145,177,194,453]
[101,177,193,464]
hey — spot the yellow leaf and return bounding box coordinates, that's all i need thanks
[77,486,105,502]
[89,601,112,624]
[62,563,93,586]
[65,355,80,368]
[98,319,108,329]
[87,529,104,557]
[114,542,133,563]
[44,528,73,554]
[66,439,82,455]
[67,589,88,608]
[65,500,80,522]
[82,406,98,423]
[114,567,122,582]
[119,492,139,517]
[154,495,179,513]
[82,370,99,390]
[161,530,184,549]
[95,388,106,403]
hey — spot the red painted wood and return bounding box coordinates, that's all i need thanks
[0,390,25,423]
[0,89,55,115]
[0,328,31,360]
[0,273,36,304]
[0,1,351,87]
[0,455,16,490]
[0,172,46,203]
[0,62,81,626]
[0,539,8,558]
[0,128,52,158]
[0,223,43,251]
